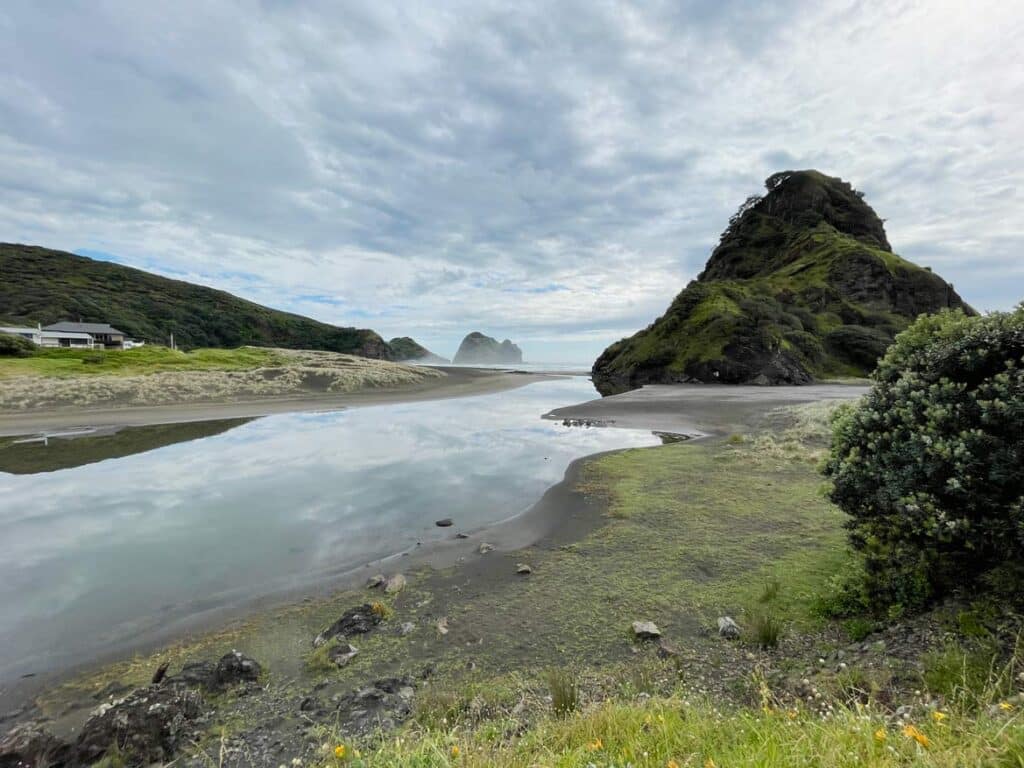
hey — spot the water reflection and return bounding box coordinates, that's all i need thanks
[0,419,253,474]
[0,378,658,681]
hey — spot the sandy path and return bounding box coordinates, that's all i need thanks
[545,382,868,436]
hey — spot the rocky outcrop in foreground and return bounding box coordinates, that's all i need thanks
[592,170,972,392]
[0,652,261,768]
[452,332,523,364]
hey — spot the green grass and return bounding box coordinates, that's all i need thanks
[315,696,1024,767]
[0,345,282,379]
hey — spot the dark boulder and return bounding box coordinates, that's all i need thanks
[0,720,70,768]
[334,677,415,735]
[73,683,205,767]
[212,651,262,689]
[313,604,383,648]
[164,651,261,692]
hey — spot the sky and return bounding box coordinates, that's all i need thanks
[1,1,1022,363]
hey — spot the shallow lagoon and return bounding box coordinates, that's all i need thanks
[0,377,659,682]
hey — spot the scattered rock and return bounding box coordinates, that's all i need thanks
[398,622,416,637]
[632,621,662,640]
[313,604,383,648]
[334,677,415,735]
[384,574,407,595]
[327,643,360,668]
[0,720,69,768]
[455,532,469,539]
[436,617,449,635]
[478,543,494,554]
[74,683,206,766]
[435,518,453,527]
[366,574,386,589]
[516,563,532,575]
[212,651,262,689]
[718,616,741,639]
[657,639,681,658]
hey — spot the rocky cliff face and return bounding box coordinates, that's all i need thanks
[592,170,972,393]
[452,332,523,364]
[387,337,450,364]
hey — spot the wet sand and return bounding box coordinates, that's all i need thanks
[0,366,545,436]
[545,382,869,437]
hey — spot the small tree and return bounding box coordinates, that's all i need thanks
[0,332,35,357]
[823,306,1024,610]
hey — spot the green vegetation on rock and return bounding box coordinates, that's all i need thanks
[824,306,1024,611]
[0,243,399,357]
[388,336,449,363]
[593,170,973,392]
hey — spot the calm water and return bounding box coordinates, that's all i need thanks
[0,378,659,681]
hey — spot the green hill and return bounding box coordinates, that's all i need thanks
[387,336,449,363]
[0,243,401,358]
[592,170,973,393]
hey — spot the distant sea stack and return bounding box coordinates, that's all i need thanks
[387,337,450,364]
[592,170,972,394]
[453,332,523,364]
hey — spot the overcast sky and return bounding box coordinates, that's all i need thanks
[1,1,1021,362]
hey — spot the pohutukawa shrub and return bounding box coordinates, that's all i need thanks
[823,306,1024,609]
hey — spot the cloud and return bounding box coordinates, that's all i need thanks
[0,0,1021,361]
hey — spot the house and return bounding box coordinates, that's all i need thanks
[0,325,96,348]
[44,322,127,349]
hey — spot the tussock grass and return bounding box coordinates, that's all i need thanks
[0,346,443,409]
[545,668,580,717]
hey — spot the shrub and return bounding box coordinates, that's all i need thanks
[0,332,35,357]
[823,306,1024,610]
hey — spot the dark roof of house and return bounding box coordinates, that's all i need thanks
[44,322,127,336]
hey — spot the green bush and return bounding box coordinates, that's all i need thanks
[823,306,1024,609]
[0,332,35,357]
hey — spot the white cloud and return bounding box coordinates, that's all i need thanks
[0,0,1021,361]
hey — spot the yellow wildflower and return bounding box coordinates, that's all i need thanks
[333,744,346,759]
[999,701,1015,711]
[450,745,460,758]
[705,759,717,768]
[657,714,665,723]
[932,710,947,722]
[667,760,680,768]
[902,724,931,748]
[586,738,603,751]
[873,728,887,743]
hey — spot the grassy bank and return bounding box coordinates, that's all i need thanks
[327,697,1022,767]
[0,346,443,410]
[0,345,282,379]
